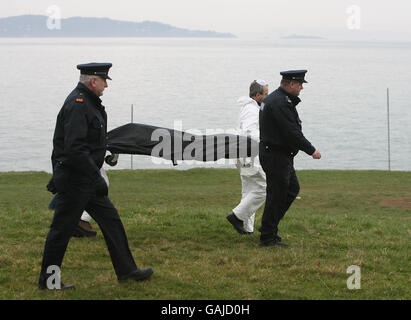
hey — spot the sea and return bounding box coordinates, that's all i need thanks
[0,37,410,173]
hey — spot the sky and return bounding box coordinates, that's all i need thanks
[1,0,411,40]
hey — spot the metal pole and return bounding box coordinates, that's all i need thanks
[131,104,133,170]
[387,88,391,171]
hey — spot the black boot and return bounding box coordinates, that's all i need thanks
[38,281,75,290]
[226,212,251,235]
[118,268,154,282]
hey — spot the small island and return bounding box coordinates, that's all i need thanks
[282,34,324,40]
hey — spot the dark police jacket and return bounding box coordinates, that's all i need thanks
[259,87,315,156]
[50,82,108,191]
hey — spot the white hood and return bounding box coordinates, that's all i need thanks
[237,96,256,109]
[235,96,262,173]
[237,96,260,141]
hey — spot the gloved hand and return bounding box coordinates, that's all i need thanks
[105,154,119,166]
[95,175,108,196]
[46,178,57,194]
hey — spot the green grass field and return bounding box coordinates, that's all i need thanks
[0,169,410,300]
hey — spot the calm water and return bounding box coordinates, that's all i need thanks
[0,38,410,172]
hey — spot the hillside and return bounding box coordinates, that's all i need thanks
[0,15,236,38]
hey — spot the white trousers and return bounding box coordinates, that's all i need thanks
[80,168,109,222]
[232,169,266,232]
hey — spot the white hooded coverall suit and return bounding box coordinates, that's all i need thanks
[232,96,267,233]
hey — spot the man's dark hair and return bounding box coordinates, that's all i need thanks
[280,79,292,86]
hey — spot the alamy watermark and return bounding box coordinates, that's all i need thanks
[346,5,361,30]
[346,265,361,289]
[149,120,258,166]
[46,265,61,289]
[46,5,62,30]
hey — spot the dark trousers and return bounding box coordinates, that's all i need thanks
[259,145,300,242]
[39,185,137,286]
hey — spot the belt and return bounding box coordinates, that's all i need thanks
[261,143,297,157]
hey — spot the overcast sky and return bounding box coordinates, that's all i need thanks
[1,0,410,40]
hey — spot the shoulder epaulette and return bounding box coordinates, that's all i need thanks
[75,93,84,103]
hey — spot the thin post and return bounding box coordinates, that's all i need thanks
[387,88,391,171]
[131,104,134,170]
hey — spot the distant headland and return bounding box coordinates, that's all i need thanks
[0,15,237,38]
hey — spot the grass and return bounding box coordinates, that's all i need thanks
[0,169,410,300]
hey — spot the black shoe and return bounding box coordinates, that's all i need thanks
[259,239,289,247]
[118,268,154,282]
[38,282,75,290]
[257,226,282,242]
[226,213,249,235]
[73,220,97,238]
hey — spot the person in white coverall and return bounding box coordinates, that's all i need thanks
[226,80,269,234]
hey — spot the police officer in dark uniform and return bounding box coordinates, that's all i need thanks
[258,70,321,247]
[38,63,153,290]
